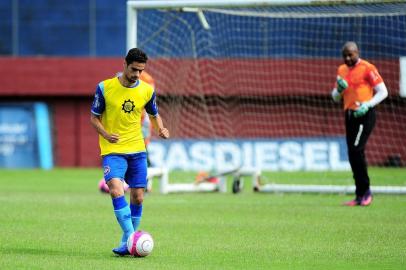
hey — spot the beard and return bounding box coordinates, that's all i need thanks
[126,74,138,84]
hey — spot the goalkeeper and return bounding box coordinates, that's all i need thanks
[331,41,388,207]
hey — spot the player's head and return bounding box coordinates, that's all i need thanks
[342,41,359,67]
[123,48,149,84]
[125,48,148,65]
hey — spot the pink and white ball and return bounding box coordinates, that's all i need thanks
[98,179,129,193]
[127,231,154,257]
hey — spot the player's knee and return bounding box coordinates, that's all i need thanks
[107,180,125,197]
[109,189,124,198]
[134,196,143,205]
[131,193,144,205]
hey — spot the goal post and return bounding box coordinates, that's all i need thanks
[127,0,335,50]
[126,0,406,194]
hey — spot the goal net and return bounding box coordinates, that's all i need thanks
[127,0,406,192]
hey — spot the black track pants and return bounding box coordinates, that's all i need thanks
[345,108,376,197]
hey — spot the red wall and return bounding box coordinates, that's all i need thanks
[0,57,122,96]
[0,57,404,167]
[0,57,400,96]
[51,99,101,167]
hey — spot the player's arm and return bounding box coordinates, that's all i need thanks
[353,82,388,118]
[366,82,388,107]
[145,91,170,139]
[90,114,119,143]
[364,68,388,107]
[90,84,119,143]
[354,69,388,118]
[149,114,170,139]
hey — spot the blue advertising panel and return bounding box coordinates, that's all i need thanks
[148,138,350,172]
[0,103,53,169]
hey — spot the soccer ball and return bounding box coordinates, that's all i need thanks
[98,179,129,194]
[127,231,154,257]
[98,179,110,193]
[98,178,130,193]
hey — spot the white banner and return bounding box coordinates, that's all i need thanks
[400,57,406,98]
[148,138,350,171]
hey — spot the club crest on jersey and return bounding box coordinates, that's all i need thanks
[122,99,135,113]
[103,165,110,176]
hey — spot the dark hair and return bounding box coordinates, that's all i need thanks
[125,48,148,65]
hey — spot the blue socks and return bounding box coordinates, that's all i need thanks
[112,196,134,245]
[112,196,144,246]
[130,203,143,231]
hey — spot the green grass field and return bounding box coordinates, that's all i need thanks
[1,168,405,270]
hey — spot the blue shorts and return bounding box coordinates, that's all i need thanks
[102,152,147,188]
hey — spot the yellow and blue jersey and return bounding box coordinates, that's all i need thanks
[91,76,158,156]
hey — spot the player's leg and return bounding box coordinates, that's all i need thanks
[125,152,148,231]
[103,154,133,255]
[344,110,361,205]
[130,188,144,231]
[345,109,376,205]
[355,109,376,205]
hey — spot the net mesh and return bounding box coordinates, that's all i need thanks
[132,2,406,166]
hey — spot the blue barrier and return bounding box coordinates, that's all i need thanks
[0,102,53,169]
[34,102,53,170]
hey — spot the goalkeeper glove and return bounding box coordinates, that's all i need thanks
[336,76,348,93]
[353,102,371,118]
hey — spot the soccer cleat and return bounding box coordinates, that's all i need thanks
[112,243,130,256]
[360,194,373,206]
[343,197,361,206]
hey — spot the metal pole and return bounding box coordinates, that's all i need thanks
[127,3,137,50]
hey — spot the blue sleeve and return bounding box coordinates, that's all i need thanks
[145,91,158,116]
[91,83,105,115]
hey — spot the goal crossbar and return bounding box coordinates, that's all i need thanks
[127,0,321,49]
[128,0,318,10]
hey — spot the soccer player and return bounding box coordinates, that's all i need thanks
[331,41,388,206]
[90,48,170,255]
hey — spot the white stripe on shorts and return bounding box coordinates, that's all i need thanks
[354,124,364,146]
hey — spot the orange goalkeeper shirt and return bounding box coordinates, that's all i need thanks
[337,59,383,110]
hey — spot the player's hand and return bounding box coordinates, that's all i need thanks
[158,128,170,139]
[353,103,370,118]
[336,76,348,93]
[104,133,120,143]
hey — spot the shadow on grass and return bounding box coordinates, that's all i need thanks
[0,246,144,260]
[0,247,64,256]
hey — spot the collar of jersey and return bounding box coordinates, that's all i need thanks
[126,79,140,88]
[116,76,140,88]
